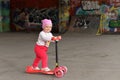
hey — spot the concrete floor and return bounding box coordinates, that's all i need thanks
[1,30,120,80]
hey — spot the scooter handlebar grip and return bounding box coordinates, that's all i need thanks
[57,36,62,40]
[51,37,57,41]
[51,36,62,41]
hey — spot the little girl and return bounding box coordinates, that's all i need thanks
[32,19,57,71]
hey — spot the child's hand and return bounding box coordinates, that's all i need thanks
[57,36,62,40]
[51,36,57,41]
[51,36,62,41]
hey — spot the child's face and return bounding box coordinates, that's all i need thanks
[43,26,52,33]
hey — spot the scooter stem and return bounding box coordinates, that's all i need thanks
[55,41,59,67]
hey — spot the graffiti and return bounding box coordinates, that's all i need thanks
[109,20,120,28]
[70,15,100,32]
[59,0,70,33]
[29,8,58,27]
[96,5,120,35]
[0,16,2,21]
[1,1,10,9]
[110,0,120,7]
[73,16,89,29]
[81,1,100,10]
[0,0,10,32]
[13,8,58,31]
[70,0,80,8]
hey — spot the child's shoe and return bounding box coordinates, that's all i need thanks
[32,66,40,70]
[41,67,51,71]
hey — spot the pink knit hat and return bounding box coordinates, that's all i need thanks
[41,19,52,28]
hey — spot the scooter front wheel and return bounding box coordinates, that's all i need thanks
[60,66,68,74]
[54,68,64,78]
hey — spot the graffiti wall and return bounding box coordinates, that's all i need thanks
[75,1,100,15]
[10,0,59,32]
[69,15,100,31]
[81,0,100,10]
[95,2,120,35]
[59,0,70,32]
[68,0,101,31]
[97,5,120,34]
[12,8,59,32]
[0,2,2,32]
[0,0,10,32]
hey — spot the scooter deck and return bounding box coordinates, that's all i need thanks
[25,66,54,75]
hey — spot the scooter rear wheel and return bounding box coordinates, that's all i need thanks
[25,66,33,73]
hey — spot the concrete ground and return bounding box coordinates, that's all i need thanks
[1,30,120,80]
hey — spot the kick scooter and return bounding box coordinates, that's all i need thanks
[25,36,67,78]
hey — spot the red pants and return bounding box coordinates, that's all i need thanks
[32,44,48,68]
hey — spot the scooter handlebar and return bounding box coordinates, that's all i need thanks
[51,36,62,41]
